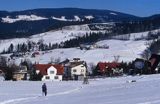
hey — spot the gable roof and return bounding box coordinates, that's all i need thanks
[97,62,121,71]
[34,64,64,75]
[70,61,86,68]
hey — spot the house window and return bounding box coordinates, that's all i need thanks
[50,71,54,74]
[46,76,50,79]
[54,76,58,79]
[81,69,84,72]
[73,69,77,72]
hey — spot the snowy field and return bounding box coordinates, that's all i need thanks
[1,74,160,104]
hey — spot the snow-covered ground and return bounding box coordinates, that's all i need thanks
[1,74,160,104]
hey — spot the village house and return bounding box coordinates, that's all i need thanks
[133,58,151,74]
[34,64,64,81]
[69,58,87,80]
[149,54,160,73]
[132,54,160,75]
[61,58,87,80]
[31,51,40,57]
[13,65,29,81]
[95,62,122,77]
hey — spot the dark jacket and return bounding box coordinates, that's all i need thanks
[42,84,47,92]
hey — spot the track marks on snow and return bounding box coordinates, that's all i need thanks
[0,86,82,104]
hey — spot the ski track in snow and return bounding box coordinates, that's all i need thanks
[0,86,82,104]
[138,99,160,104]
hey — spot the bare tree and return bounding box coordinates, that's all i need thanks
[48,57,61,64]
[89,63,96,71]
[49,57,54,64]
[141,49,151,60]
[114,55,120,62]
[0,56,8,67]
[54,57,61,64]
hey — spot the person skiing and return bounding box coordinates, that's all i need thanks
[42,83,47,96]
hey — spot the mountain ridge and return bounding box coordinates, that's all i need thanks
[0,8,159,39]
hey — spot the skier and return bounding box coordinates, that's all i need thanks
[42,83,47,96]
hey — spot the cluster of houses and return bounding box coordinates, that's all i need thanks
[95,54,160,76]
[132,54,160,74]
[0,54,160,81]
[2,58,88,81]
[79,44,109,50]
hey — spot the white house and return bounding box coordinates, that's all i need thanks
[69,58,87,80]
[34,64,64,81]
[71,64,87,77]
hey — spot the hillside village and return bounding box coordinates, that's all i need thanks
[0,25,160,81]
[0,50,160,82]
[0,7,160,83]
[1,1,160,103]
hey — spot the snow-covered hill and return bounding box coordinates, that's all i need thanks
[0,8,141,39]
[1,24,158,65]
[1,74,160,104]
[1,15,93,23]
[1,24,158,68]
[0,8,139,23]
[0,24,93,52]
[1,15,48,23]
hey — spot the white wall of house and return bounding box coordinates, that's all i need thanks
[71,64,86,77]
[0,76,4,81]
[42,66,62,81]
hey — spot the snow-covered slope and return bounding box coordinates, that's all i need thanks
[1,24,159,65]
[1,74,160,104]
[51,15,83,22]
[2,15,47,23]
[1,14,93,23]
[12,39,147,66]
[0,24,92,52]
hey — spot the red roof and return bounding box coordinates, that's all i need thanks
[97,62,121,72]
[34,64,64,75]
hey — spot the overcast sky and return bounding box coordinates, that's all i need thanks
[0,0,160,17]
